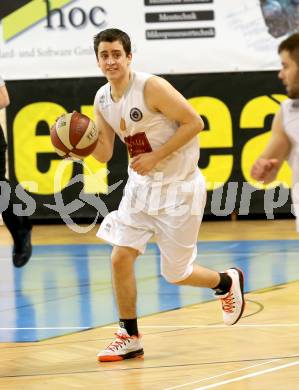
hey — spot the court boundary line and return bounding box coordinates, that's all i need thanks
[1,323,299,330]
[164,359,279,390]
[109,323,299,328]
[165,359,299,390]
[194,360,299,390]
[0,327,90,330]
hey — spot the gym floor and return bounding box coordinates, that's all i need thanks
[0,219,298,389]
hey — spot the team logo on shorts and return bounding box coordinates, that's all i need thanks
[130,107,143,122]
[104,223,111,232]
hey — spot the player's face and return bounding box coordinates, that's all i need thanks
[278,50,299,99]
[97,40,131,81]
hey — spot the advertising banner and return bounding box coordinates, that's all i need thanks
[5,71,293,222]
[0,0,294,79]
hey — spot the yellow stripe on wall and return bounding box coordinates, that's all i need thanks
[2,0,73,41]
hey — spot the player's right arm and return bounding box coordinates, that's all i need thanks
[251,109,291,184]
[92,104,115,163]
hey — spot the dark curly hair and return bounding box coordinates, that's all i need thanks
[93,28,131,59]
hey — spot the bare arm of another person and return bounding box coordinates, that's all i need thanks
[130,76,204,175]
[0,83,10,109]
[251,109,291,184]
[92,103,115,163]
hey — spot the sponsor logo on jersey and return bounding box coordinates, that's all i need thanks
[124,132,152,157]
[130,107,143,122]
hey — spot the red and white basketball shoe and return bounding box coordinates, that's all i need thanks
[97,327,144,362]
[216,268,245,326]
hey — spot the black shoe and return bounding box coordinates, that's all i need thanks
[13,230,32,268]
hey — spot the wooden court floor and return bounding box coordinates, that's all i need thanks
[0,219,299,389]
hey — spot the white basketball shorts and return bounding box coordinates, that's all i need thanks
[97,171,206,283]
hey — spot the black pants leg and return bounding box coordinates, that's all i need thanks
[0,126,32,244]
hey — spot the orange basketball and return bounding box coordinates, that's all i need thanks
[50,112,98,159]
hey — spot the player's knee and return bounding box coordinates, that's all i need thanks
[111,249,127,269]
[111,246,138,270]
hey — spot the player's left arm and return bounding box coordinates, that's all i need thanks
[0,84,10,109]
[130,76,203,175]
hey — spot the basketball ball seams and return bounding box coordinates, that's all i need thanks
[56,114,73,150]
[50,124,70,156]
[50,111,99,159]
[69,112,90,146]
[76,120,98,149]
[69,139,98,157]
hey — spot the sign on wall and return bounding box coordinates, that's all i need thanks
[0,0,293,80]
[5,71,293,222]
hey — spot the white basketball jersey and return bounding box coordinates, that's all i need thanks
[281,99,299,182]
[281,98,299,230]
[94,71,200,185]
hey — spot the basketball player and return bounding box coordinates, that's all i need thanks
[92,28,245,362]
[251,33,299,230]
[0,76,32,267]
